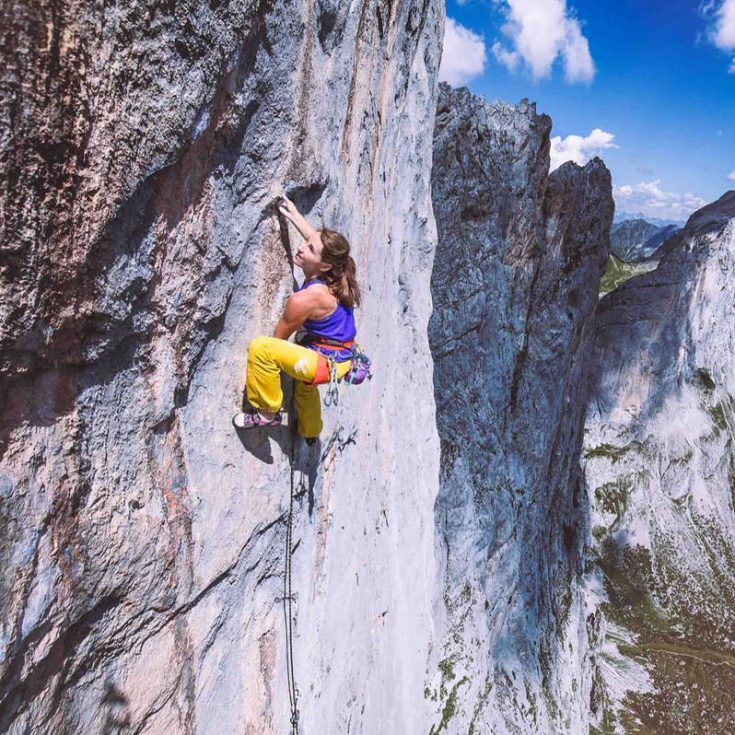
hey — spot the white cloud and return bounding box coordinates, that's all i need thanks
[561,15,595,82]
[439,17,487,86]
[706,0,735,70]
[728,170,735,181]
[714,0,735,47]
[549,128,618,171]
[613,180,708,220]
[491,0,595,83]
[491,41,521,71]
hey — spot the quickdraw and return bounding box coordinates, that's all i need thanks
[324,357,340,407]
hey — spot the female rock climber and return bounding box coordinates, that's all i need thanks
[233,194,361,440]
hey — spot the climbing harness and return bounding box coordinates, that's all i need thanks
[317,344,372,407]
[297,334,356,353]
[314,345,372,406]
[297,332,373,396]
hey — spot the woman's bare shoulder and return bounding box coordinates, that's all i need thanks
[308,282,336,304]
[300,283,337,318]
[291,283,333,306]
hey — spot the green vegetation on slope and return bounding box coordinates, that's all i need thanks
[599,253,658,297]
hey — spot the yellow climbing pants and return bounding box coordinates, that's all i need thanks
[245,336,351,438]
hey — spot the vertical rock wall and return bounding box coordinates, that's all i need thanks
[584,192,735,733]
[0,1,443,732]
[428,84,613,733]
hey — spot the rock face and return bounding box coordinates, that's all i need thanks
[0,2,443,732]
[13,3,729,732]
[584,191,735,733]
[428,83,613,733]
[610,219,680,262]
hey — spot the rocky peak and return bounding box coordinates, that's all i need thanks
[428,82,613,733]
[682,188,735,234]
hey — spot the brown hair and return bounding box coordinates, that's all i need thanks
[319,228,361,308]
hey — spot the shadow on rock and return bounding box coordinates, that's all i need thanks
[102,680,131,734]
[233,422,293,464]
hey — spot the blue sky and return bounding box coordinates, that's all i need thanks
[441,0,735,221]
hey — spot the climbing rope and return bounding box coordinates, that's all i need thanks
[284,430,300,734]
[281,356,344,733]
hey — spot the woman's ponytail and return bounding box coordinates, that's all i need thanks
[320,229,362,308]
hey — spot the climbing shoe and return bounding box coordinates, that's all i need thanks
[232,410,282,430]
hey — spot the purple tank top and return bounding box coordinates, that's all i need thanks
[298,279,356,360]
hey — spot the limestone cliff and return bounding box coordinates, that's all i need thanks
[7,2,729,733]
[428,83,613,733]
[0,1,443,732]
[584,191,735,734]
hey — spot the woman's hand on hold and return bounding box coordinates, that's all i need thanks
[278,194,318,240]
[278,195,299,222]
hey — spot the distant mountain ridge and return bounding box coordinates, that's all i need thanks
[610,218,680,262]
[613,210,684,227]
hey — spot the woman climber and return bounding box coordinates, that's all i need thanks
[233,194,362,439]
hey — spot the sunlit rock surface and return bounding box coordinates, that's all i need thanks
[0,1,443,732]
[584,191,735,734]
[428,83,613,733]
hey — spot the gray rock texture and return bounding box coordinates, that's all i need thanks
[428,83,613,733]
[610,219,680,263]
[0,1,444,732]
[584,191,735,733]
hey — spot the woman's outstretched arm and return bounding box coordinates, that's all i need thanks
[279,195,317,240]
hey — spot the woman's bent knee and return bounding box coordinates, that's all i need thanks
[248,335,272,358]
